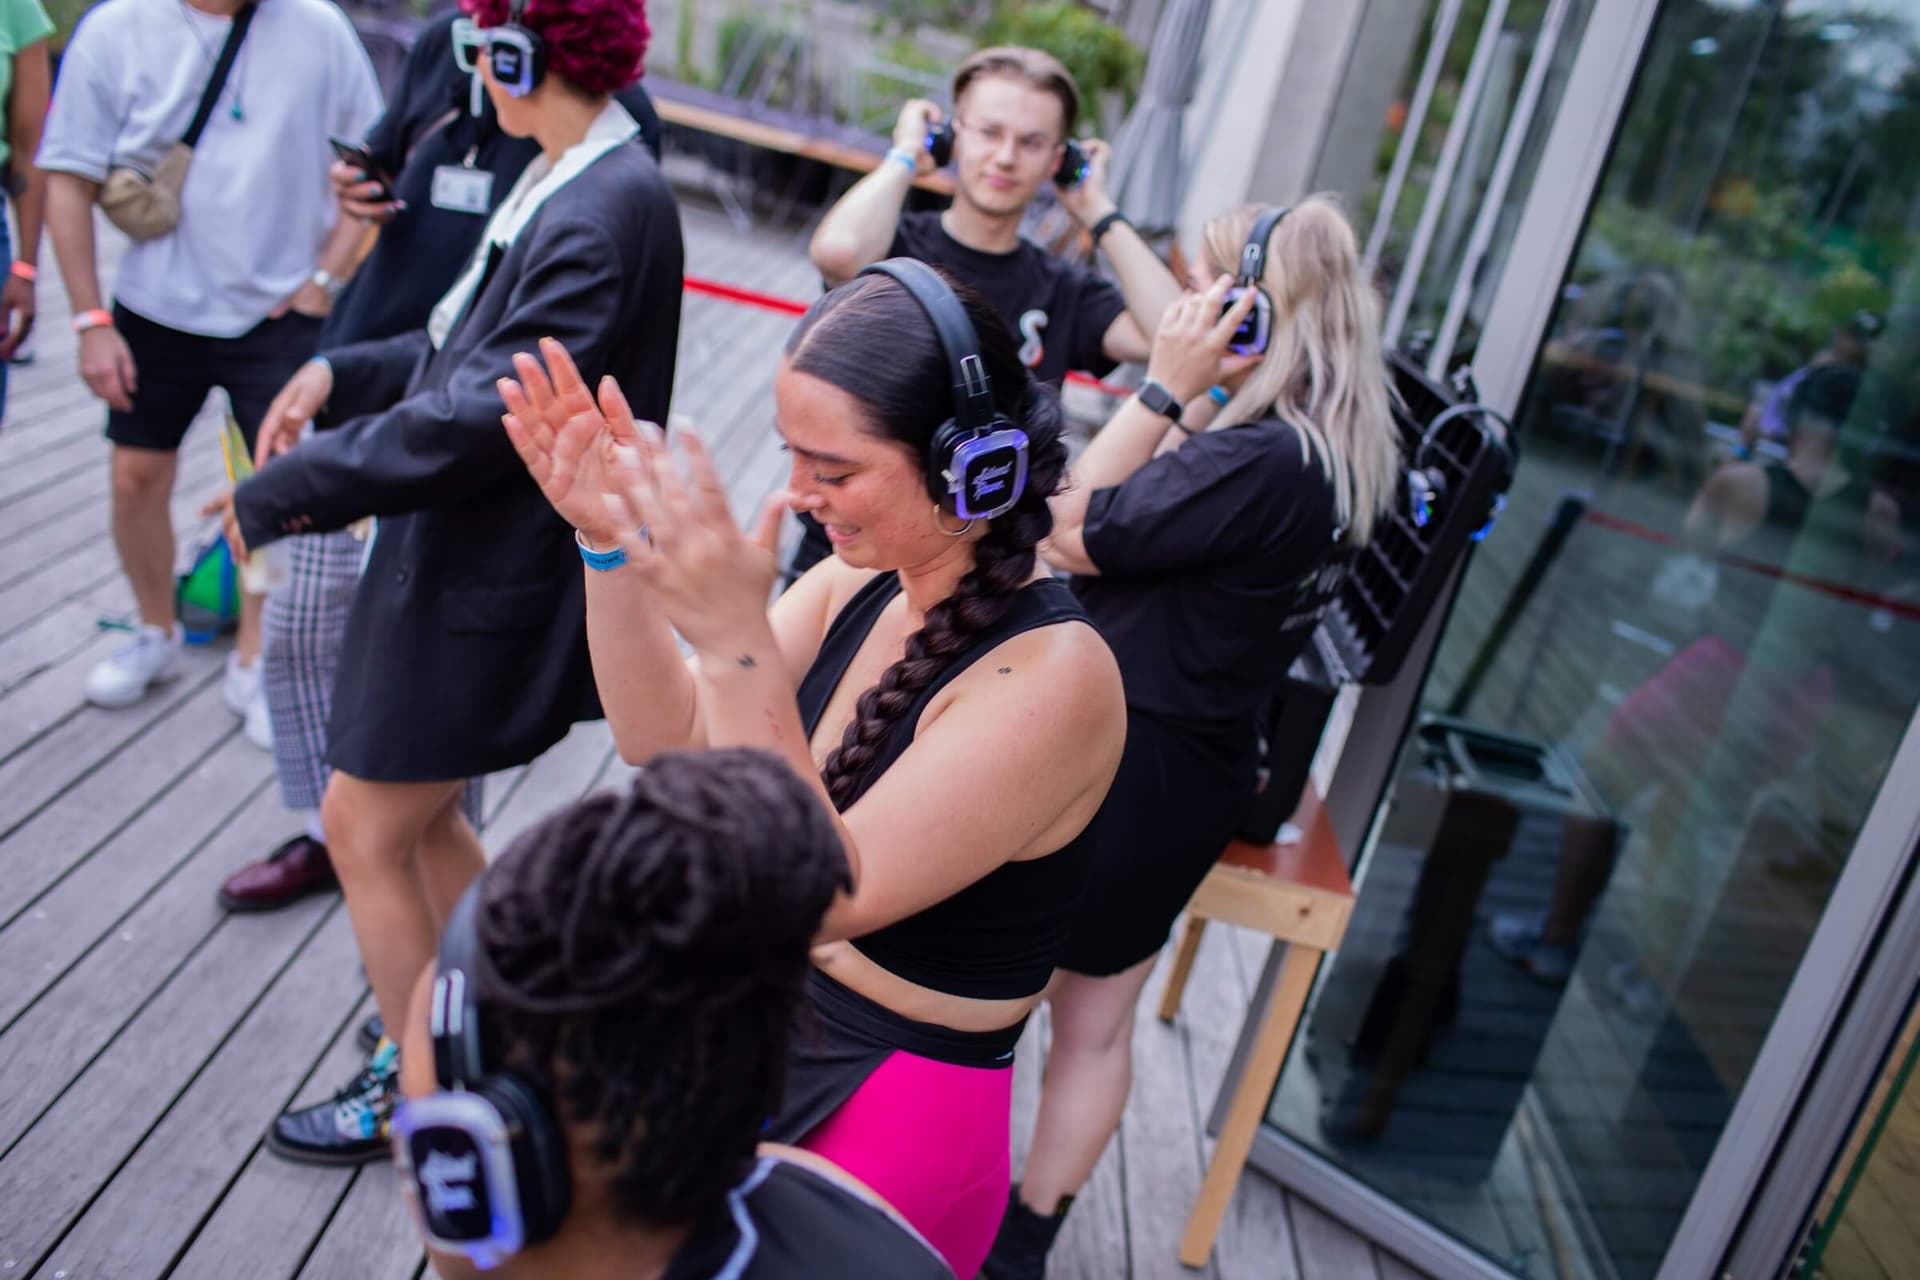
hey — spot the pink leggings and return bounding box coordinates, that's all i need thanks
[799,1049,1013,1277]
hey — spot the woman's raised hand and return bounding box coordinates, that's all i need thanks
[1146,275,1263,405]
[499,337,646,543]
[601,417,791,656]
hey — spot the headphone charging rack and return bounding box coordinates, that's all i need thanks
[1238,353,1516,842]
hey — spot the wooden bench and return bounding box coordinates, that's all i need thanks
[1157,788,1355,1269]
[647,78,954,226]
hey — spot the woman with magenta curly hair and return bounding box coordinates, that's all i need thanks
[210,0,685,1165]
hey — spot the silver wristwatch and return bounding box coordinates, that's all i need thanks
[310,268,346,300]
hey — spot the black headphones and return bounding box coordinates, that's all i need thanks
[1224,206,1288,356]
[487,0,547,97]
[390,882,570,1269]
[858,259,1030,522]
[923,120,1089,188]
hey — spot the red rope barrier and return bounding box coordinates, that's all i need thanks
[683,272,1134,398]
[1582,507,1919,623]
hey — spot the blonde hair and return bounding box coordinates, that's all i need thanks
[1201,196,1400,545]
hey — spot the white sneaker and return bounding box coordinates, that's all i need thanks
[84,624,182,708]
[223,652,263,718]
[244,688,274,751]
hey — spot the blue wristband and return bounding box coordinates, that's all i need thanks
[1207,385,1231,407]
[575,528,627,572]
[884,147,918,175]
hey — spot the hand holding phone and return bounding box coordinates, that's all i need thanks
[328,136,395,205]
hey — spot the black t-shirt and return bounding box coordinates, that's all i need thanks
[661,1155,953,1279]
[1073,420,1342,734]
[321,13,663,348]
[887,211,1127,386]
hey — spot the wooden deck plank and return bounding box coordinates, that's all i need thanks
[478,718,617,854]
[1290,1196,1383,1280]
[1187,924,1304,1280]
[0,648,223,837]
[30,906,365,1280]
[1125,946,1218,1280]
[167,997,375,1280]
[0,782,294,1156]
[0,889,338,1269]
[0,697,266,1024]
[295,1164,422,1280]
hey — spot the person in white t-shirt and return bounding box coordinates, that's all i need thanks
[38,0,381,720]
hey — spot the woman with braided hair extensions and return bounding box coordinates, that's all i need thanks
[498,265,1126,1278]
[392,749,952,1279]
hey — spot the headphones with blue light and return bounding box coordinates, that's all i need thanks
[391,882,569,1270]
[464,0,546,98]
[858,259,1030,522]
[923,120,1089,188]
[1223,206,1288,356]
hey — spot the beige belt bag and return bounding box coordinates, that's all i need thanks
[99,2,254,242]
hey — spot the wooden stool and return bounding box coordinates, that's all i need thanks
[1157,790,1355,1268]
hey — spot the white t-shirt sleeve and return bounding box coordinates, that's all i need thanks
[36,37,120,182]
[328,10,385,146]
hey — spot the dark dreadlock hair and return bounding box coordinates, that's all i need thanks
[784,268,1069,812]
[471,748,852,1227]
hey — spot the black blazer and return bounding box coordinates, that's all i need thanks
[234,139,684,781]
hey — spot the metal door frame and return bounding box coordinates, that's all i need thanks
[1217,2,1663,1276]
[1230,0,1920,1275]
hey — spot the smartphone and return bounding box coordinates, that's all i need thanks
[1221,285,1273,356]
[328,136,395,203]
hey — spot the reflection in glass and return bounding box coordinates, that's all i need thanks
[1269,3,1920,1277]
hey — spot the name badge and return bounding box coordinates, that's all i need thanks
[431,166,494,215]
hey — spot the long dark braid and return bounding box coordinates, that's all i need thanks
[471,749,851,1227]
[784,271,1069,811]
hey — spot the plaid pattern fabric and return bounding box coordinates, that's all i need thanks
[262,528,483,822]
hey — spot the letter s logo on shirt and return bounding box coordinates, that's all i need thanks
[1017,309,1049,368]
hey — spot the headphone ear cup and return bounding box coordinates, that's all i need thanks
[1055,139,1089,187]
[926,121,954,169]
[475,1075,571,1246]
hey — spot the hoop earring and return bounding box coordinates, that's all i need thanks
[933,505,976,537]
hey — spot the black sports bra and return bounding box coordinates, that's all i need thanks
[796,571,1098,1000]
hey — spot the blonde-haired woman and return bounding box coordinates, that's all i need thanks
[986,196,1400,1276]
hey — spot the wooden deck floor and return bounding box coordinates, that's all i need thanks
[0,196,1427,1280]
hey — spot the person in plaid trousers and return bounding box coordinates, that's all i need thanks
[216,15,660,920]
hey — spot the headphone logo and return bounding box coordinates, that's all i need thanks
[972,461,1014,502]
[422,1149,481,1216]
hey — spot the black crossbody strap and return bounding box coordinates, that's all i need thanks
[181,2,256,149]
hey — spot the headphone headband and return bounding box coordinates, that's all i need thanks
[432,882,490,1089]
[858,259,997,435]
[1238,206,1291,287]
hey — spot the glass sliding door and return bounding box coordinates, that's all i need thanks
[1262,2,1920,1277]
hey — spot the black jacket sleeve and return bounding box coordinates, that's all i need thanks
[233,213,628,548]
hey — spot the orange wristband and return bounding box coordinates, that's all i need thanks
[8,260,35,282]
[72,308,113,334]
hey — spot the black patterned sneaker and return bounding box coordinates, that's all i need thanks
[266,1039,399,1165]
[355,1013,385,1054]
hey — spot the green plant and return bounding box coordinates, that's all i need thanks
[714,9,807,107]
[981,2,1145,113]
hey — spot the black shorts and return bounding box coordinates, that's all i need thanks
[1059,710,1260,977]
[104,304,324,453]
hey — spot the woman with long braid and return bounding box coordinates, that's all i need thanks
[498,266,1143,1277]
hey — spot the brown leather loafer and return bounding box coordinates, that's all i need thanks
[218,835,338,912]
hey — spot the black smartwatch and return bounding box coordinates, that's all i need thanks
[1089,209,1131,248]
[1136,378,1188,430]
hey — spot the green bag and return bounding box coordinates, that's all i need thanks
[175,526,239,644]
